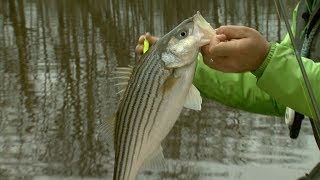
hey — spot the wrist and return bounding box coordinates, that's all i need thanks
[251,42,276,78]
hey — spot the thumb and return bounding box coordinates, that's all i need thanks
[216,25,251,39]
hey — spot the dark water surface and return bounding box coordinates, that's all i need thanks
[0,0,319,179]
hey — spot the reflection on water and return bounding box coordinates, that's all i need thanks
[0,0,319,179]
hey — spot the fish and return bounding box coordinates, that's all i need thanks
[102,11,214,180]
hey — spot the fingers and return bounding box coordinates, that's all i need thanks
[203,55,227,72]
[145,32,160,45]
[138,34,145,44]
[216,25,252,39]
[201,44,210,56]
[202,26,270,73]
[207,58,226,71]
[202,38,243,73]
[216,34,227,42]
[135,44,144,55]
[203,56,242,73]
[135,32,160,55]
[135,34,146,55]
[211,40,242,57]
[201,33,225,55]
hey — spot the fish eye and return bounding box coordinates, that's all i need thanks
[177,30,188,39]
[180,31,186,37]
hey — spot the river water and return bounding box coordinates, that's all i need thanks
[0,0,319,179]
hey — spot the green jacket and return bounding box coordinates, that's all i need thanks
[193,2,320,120]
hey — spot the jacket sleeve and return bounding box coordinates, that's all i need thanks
[255,42,320,119]
[252,2,320,119]
[193,53,286,116]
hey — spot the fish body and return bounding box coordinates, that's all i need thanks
[108,12,214,180]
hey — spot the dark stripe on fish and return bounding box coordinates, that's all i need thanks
[126,60,162,177]
[115,49,158,179]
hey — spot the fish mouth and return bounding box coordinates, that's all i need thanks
[192,11,214,46]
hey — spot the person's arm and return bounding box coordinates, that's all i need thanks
[193,4,300,117]
[197,2,320,119]
[193,53,286,116]
[254,42,320,119]
[250,2,320,119]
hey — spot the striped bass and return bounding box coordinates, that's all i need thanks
[103,11,214,180]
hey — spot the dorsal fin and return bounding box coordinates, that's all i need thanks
[111,66,134,100]
[96,114,116,150]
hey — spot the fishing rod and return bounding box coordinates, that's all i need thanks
[273,0,320,140]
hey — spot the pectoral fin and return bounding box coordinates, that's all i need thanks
[183,84,202,111]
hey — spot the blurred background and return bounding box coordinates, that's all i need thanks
[0,0,319,179]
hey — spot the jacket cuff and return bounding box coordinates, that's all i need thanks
[251,42,277,78]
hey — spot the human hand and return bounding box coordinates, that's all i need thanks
[135,32,159,55]
[201,25,271,73]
